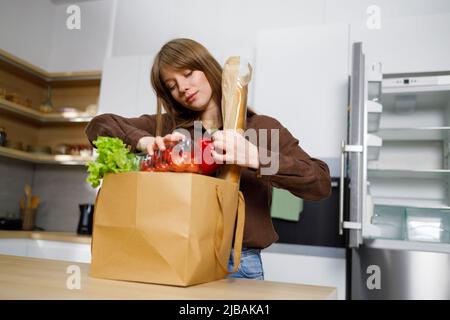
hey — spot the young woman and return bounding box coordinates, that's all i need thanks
[85,38,331,280]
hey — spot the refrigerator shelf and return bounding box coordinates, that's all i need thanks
[371,197,450,210]
[368,168,450,179]
[381,90,450,111]
[368,205,450,244]
[367,134,382,160]
[377,126,450,141]
[367,101,382,132]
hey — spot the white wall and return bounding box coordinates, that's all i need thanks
[0,0,54,69]
[48,0,113,72]
[111,0,450,70]
[104,0,450,158]
[3,0,450,73]
[325,0,450,24]
[0,0,113,72]
[110,0,327,109]
[112,0,325,57]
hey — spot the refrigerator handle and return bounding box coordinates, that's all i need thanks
[339,140,363,235]
[339,140,345,235]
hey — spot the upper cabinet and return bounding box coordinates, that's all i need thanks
[98,55,157,118]
[253,23,350,159]
[0,49,101,165]
[351,13,450,74]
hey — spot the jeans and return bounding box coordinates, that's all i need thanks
[227,247,264,280]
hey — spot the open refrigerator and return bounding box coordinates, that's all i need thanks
[343,42,450,299]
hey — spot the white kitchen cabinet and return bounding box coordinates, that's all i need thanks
[98,55,157,117]
[0,239,91,263]
[27,240,91,263]
[0,239,27,257]
[253,23,350,159]
[261,248,346,300]
[351,13,450,74]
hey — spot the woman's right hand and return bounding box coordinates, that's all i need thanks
[137,132,186,155]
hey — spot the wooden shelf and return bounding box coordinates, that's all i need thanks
[0,98,93,123]
[0,49,98,167]
[0,146,93,165]
[0,48,101,82]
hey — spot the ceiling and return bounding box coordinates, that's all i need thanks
[49,0,102,4]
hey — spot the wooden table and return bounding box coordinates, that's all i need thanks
[0,254,337,300]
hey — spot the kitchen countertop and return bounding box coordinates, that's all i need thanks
[0,230,91,244]
[0,254,337,300]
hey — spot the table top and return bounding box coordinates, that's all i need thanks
[0,254,337,300]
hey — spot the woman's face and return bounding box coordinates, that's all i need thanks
[161,67,213,111]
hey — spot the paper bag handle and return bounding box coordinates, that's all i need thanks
[214,185,245,275]
[90,187,102,254]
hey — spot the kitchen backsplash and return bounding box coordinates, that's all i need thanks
[32,164,97,232]
[0,157,97,232]
[0,157,34,218]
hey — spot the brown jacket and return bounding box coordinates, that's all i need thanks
[85,111,331,249]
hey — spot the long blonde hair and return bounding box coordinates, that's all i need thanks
[151,38,223,134]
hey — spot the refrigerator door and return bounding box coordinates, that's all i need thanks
[341,42,366,247]
[351,245,450,299]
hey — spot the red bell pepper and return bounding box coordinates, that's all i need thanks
[198,138,222,176]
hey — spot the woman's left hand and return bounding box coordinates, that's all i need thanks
[211,130,260,169]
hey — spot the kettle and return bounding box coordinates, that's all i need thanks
[77,204,94,235]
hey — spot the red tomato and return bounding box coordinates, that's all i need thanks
[154,162,169,172]
[140,155,154,172]
[198,138,222,175]
[184,162,200,173]
[139,138,220,175]
[140,161,149,171]
[163,148,172,166]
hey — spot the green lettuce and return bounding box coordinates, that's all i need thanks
[86,136,139,188]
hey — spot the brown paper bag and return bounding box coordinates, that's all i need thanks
[90,171,245,286]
